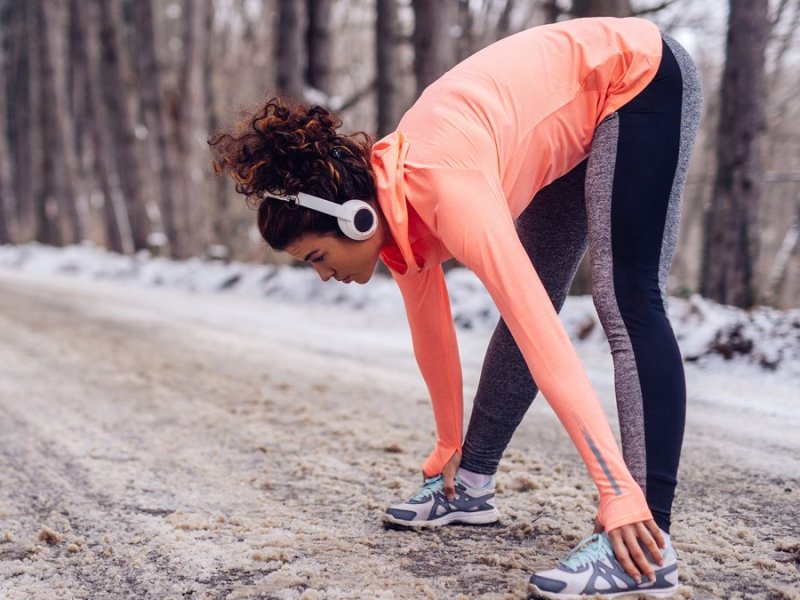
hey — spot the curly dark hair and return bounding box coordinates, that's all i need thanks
[208,97,376,250]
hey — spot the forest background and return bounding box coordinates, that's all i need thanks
[0,0,798,310]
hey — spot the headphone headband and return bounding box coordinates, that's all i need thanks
[269,192,349,220]
[265,191,377,241]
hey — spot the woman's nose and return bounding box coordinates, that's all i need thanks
[314,264,335,282]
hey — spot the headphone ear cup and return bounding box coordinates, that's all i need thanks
[338,200,377,241]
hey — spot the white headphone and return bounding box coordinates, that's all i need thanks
[266,191,378,241]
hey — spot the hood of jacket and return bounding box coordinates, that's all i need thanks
[371,130,423,276]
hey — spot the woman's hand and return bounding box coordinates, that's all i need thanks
[606,520,665,584]
[424,451,461,500]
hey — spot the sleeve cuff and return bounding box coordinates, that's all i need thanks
[422,441,462,477]
[597,485,654,532]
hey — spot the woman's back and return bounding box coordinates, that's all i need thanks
[396,17,662,216]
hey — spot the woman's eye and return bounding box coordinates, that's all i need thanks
[312,255,325,264]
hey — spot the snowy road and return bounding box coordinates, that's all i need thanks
[0,269,798,599]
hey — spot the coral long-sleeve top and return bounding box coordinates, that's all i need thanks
[370,17,663,531]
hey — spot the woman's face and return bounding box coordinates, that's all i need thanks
[285,228,386,284]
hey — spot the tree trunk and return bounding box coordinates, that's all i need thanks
[96,0,151,251]
[132,0,186,257]
[67,0,87,186]
[0,0,15,243]
[204,1,233,258]
[496,0,516,39]
[40,0,84,244]
[766,194,800,305]
[306,0,333,96]
[542,0,561,24]
[700,0,770,308]
[176,0,210,258]
[455,0,474,60]
[276,0,305,100]
[376,0,403,137]
[71,0,130,254]
[571,0,633,17]
[411,0,458,97]
[6,0,35,238]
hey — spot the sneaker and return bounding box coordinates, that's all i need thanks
[383,474,499,527]
[528,532,678,599]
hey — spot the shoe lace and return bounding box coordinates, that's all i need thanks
[411,475,444,502]
[561,534,613,570]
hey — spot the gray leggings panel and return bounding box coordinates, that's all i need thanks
[460,162,588,472]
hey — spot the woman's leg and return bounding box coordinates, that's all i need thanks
[585,36,703,533]
[460,161,589,475]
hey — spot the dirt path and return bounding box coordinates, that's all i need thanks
[0,269,797,599]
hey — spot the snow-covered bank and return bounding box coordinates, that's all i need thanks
[1,242,798,379]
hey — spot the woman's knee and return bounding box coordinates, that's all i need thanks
[592,270,668,331]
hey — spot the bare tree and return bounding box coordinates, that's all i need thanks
[411,0,458,97]
[66,0,87,185]
[701,0,771,308]
[766,194,800,304]
[276,0,306,99]
[552,0,675,21]
[307,0,333,95]
[71,0,130,253]
[96,0,151,250]
[457,0,532,58]
[376,0,404,136]
[542,0,561,23]
[35,0,84,245]
[203,0,234,257]
[571,0,633,17]
[131,0,184,257]
[496,0,517,38]
[455,0,473,58]
[31,2,58,245]
[0,0,15,243]
[174,0,212,258]
[6,0,36,238]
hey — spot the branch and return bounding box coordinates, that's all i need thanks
[540,0,562,24]
[496,0,516,38]
[769,0,800,88]
[334,78,378,113]
[765,172,800,183]
[766,194,800,304]
[632,0,677,17]
[771,0,792,28]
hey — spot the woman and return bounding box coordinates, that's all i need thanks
[210,16,701,599]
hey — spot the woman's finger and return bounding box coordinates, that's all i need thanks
[638,521,664,565]
[440,451,460,500]
[443,471,456,500]
[622,526,654,583]
[593,515,603,534]
[645,519,666,550]
[608,528,641,583]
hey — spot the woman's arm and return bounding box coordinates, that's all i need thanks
[390,264,464,479]
[419,167,652,532]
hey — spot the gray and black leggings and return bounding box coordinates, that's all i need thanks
[460,34,703,533]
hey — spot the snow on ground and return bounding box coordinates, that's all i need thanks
[0,245,798,600]
[1,242,799,380]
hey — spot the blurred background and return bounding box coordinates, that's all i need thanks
[0,0,798,309]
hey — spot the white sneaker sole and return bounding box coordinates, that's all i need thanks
[528,583,678,600]
[383,508,499,528]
